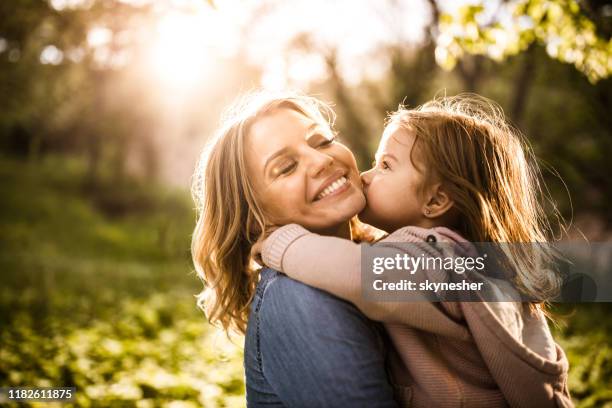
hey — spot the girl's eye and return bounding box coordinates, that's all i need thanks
[374,160,390,170]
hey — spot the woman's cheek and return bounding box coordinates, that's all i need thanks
[265,182,301,221]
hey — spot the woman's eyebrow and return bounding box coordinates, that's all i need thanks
[304,123,323,141]
[263,147,290,174]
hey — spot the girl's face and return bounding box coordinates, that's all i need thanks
[245,108,365,235]
[359,123,429,232]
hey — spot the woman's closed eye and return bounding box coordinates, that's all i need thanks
[272,134,335,178]
[276,160,297,176]
[317,134,336,148]
[308,132,336,149]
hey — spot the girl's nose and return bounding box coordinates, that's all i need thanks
[360,168,373,186]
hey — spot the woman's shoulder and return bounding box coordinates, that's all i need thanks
[254,267,376,332]
[257,267,349,311]
[249,268,386,366]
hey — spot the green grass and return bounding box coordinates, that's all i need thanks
[551,304,612,407]
[0,156,610,407]
[0,156,245,407]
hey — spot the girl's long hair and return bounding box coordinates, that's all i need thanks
[390,94,565,304]
[191,91,336,334]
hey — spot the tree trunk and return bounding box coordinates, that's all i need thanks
[510,45,537,129]
[324,51,373,168]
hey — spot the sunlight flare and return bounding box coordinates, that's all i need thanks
[146,12,211,90]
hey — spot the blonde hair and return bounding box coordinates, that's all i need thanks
[191,91,337,334]
[389,94,564,302]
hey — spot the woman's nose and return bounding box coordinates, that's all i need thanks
[308,151,334,178]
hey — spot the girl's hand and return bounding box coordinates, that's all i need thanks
[250,225,279,266]
[250,239,264,265]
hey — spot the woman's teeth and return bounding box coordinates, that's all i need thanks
[316,176,348,200]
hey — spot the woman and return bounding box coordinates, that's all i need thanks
[191,91,398,406]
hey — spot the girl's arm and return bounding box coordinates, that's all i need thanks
[261,224,466,335]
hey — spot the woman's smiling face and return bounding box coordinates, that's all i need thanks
[245,108,365,235]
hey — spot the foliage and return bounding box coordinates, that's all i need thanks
[435,0,612,83]
[1,297,245,407]
[551,304,612,407]
[0,156,245,407]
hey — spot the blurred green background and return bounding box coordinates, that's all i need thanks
[1,0,611,407]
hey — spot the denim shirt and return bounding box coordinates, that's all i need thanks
[244,268,397,407]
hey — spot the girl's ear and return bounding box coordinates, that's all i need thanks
[423,183,454,218]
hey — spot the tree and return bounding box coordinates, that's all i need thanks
[434,0,611,84]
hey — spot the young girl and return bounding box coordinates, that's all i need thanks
[259,95,573,408]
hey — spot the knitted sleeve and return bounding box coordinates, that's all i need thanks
[261,224,465,333]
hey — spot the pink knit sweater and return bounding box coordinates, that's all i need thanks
[262,224,573,408]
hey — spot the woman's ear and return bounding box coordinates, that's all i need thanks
[423,183,454,218]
